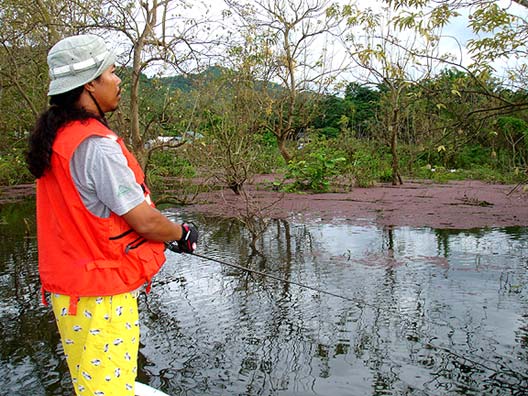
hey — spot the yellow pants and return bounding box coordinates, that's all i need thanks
[51,292,139,396]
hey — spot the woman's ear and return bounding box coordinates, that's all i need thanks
[84,80,96,93]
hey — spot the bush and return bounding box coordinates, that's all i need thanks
[411,142,524,182]
[319,126,340,139]
[350,145,392,187]
[414,164,522,184]
[284,138,347,192]
[454,145,492,168]
[326,135,392,187]
[146,150,196,193]
[259,131,278,147]
[0,147,33,186]
[149,150,196,177]
[249,137,286,174]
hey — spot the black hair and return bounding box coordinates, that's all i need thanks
[26,86,106,179]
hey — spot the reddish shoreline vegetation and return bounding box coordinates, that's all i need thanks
[184,176,528,230]
[2,177,527,229]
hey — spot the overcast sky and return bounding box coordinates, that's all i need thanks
[134,0,527,86]
[422,0,527,75]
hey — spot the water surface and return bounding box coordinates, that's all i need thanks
[1,202,527,395]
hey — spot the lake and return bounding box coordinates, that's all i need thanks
[1,201,527,395]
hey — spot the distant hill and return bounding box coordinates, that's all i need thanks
[118,65,226,92]
[123,65,283,94]
[158,66,227,92]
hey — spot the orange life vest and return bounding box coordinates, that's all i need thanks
[36,119,166,314]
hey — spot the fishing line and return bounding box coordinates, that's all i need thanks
[164,216,359,302]
[190,251,357,303]
[164,248,528,386]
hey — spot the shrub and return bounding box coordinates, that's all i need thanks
[249,138,286,174]
[350,146,392,187]
[319,126,340,139]
[454,145,492,168]
[284,138,347,192]
[0,147,33,186]
[415,164,521,184]
[146,150,196,193]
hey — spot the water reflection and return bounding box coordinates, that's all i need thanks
[0,202,527,395]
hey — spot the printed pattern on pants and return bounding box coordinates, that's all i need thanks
[51,292,139,396]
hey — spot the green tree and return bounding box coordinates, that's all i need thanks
[496,116,528,168]
[89,0,216,168]
[340,5,443,184]
[312,94,351,137]
[344,82,381,138]
[225,0,343,163]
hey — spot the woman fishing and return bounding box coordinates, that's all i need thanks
[26,34,198,396]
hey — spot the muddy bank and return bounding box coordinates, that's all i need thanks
[2,178,527,229]
[185,177,528,229]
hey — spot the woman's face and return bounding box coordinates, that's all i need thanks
[91,64,122,113]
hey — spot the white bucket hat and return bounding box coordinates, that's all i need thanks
[47,34,116,96]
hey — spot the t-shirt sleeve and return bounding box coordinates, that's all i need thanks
[70,136,146,218]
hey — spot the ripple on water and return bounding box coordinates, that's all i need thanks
[2,209,528,396]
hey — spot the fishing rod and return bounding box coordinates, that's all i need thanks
[165,243,356,303]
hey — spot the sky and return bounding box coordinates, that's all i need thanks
[429,0,527,76]
[125,0,527,88]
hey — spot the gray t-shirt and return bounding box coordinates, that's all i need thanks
[70,135,146,218]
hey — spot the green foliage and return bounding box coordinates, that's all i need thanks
[344,82,381,137]
[284,139,347,192]
[322,135,393,187]
[415,164,521,184]
[0,147,33,185]
[348,142,393,187]
[250,141,286,174]
[146,150,196,193]
[455,145,493,168]
[258,131,278,147]
[420,144,493,169]
[497,116,528,136]
[312,94,353,132]
[319,127,340,139]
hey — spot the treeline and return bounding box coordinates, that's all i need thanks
[132,65,528,196]
[1,0,527,195]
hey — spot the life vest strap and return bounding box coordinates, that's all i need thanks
[41,286,49,307]
[68,295,79,315]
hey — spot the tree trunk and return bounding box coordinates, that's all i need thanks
[389,112,403,185]
[129,0,158,170]
[277,135,292,163]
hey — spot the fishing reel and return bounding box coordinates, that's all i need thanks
[165,240,182,253]
[165,222,198,254]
